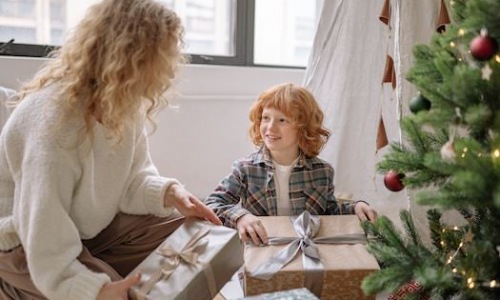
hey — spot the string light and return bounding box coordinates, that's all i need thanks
[496,55,500,63]
[440,229,500,292]
[493,149,500,158]
[447,256,453,264]
[467,277,476,289]
[450,41,456,48]
[458,29,465,36]
[461,147,468,158]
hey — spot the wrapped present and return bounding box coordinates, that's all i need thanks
[243,211,379,299]
[388,280,429,300]
[238,287,319,299]
[129,217,243,300]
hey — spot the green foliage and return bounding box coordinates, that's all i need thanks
[364,0,500,298]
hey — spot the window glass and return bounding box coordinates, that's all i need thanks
[166,0,236,57]
[254,0,322,67]
[0,0,235,55]
[0,0,321,68]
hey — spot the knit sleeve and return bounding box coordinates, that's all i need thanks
[119,126,178,217]
[9,124,111,300]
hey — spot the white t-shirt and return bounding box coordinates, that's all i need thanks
[273,157,299,215]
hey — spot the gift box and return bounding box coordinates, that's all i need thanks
[388,280,429,300]
[129,217,243,300]
[243,212,379,299]
[238,287,319,299]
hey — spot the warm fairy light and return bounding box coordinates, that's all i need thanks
[452,268,458,273]
[450,41,456,47]
[442,228,446,233]
[458,29,465,36]
[447,237,466,265]
[461,147,468,158]
[496,55,500,63]
[467,278,476,289]
[493,149,500,158]
[458,57,463,62]
[453,226,459,230]
[491,280,497,288]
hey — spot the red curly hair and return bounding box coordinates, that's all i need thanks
[248,83,331,157]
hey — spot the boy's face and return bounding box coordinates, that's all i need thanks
[260,107,299,163]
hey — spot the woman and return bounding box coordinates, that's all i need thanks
[0,0,220,299]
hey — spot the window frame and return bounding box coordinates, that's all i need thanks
[0,0,304,69]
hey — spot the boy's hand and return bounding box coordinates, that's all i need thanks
[236,214,268,246]
[354,201,378,222]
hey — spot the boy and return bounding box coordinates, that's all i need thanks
[205,83,377,246]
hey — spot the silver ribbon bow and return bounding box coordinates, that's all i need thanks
[136,227,217,300]
[248,211,367,297]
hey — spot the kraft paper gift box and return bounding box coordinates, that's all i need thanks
[243,212,379,300]
[129,217,243,300]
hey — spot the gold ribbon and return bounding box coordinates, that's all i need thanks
[249,211,367,298]
[135,227,218,300]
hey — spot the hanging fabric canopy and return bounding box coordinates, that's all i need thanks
[303,0,450,232]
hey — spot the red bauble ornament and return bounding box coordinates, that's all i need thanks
[384,170,405,192]
[470,29,498,61]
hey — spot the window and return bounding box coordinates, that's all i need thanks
[0,0,322,68]
[254,0,321,67]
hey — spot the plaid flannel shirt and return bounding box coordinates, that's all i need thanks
[205,147,355,229]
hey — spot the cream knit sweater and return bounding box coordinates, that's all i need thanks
[0,85,179,300]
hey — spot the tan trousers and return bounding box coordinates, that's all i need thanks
[0,212,185,300]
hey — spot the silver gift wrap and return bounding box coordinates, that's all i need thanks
[129,217,243,300]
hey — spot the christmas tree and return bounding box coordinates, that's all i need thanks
[361,0,500,299]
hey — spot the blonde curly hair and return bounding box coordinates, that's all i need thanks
[249,83,331,157]
[14,0,186,143]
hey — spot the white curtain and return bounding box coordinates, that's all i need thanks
[303,0,445,231]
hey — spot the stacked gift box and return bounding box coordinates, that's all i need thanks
[128,218,243,300]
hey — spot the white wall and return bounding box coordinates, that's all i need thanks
[0,57,304,199]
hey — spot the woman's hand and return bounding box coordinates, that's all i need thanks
[354,201,378,222]
[236,214,268,246]
[96,273,141,300]
[164,184,222,225]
